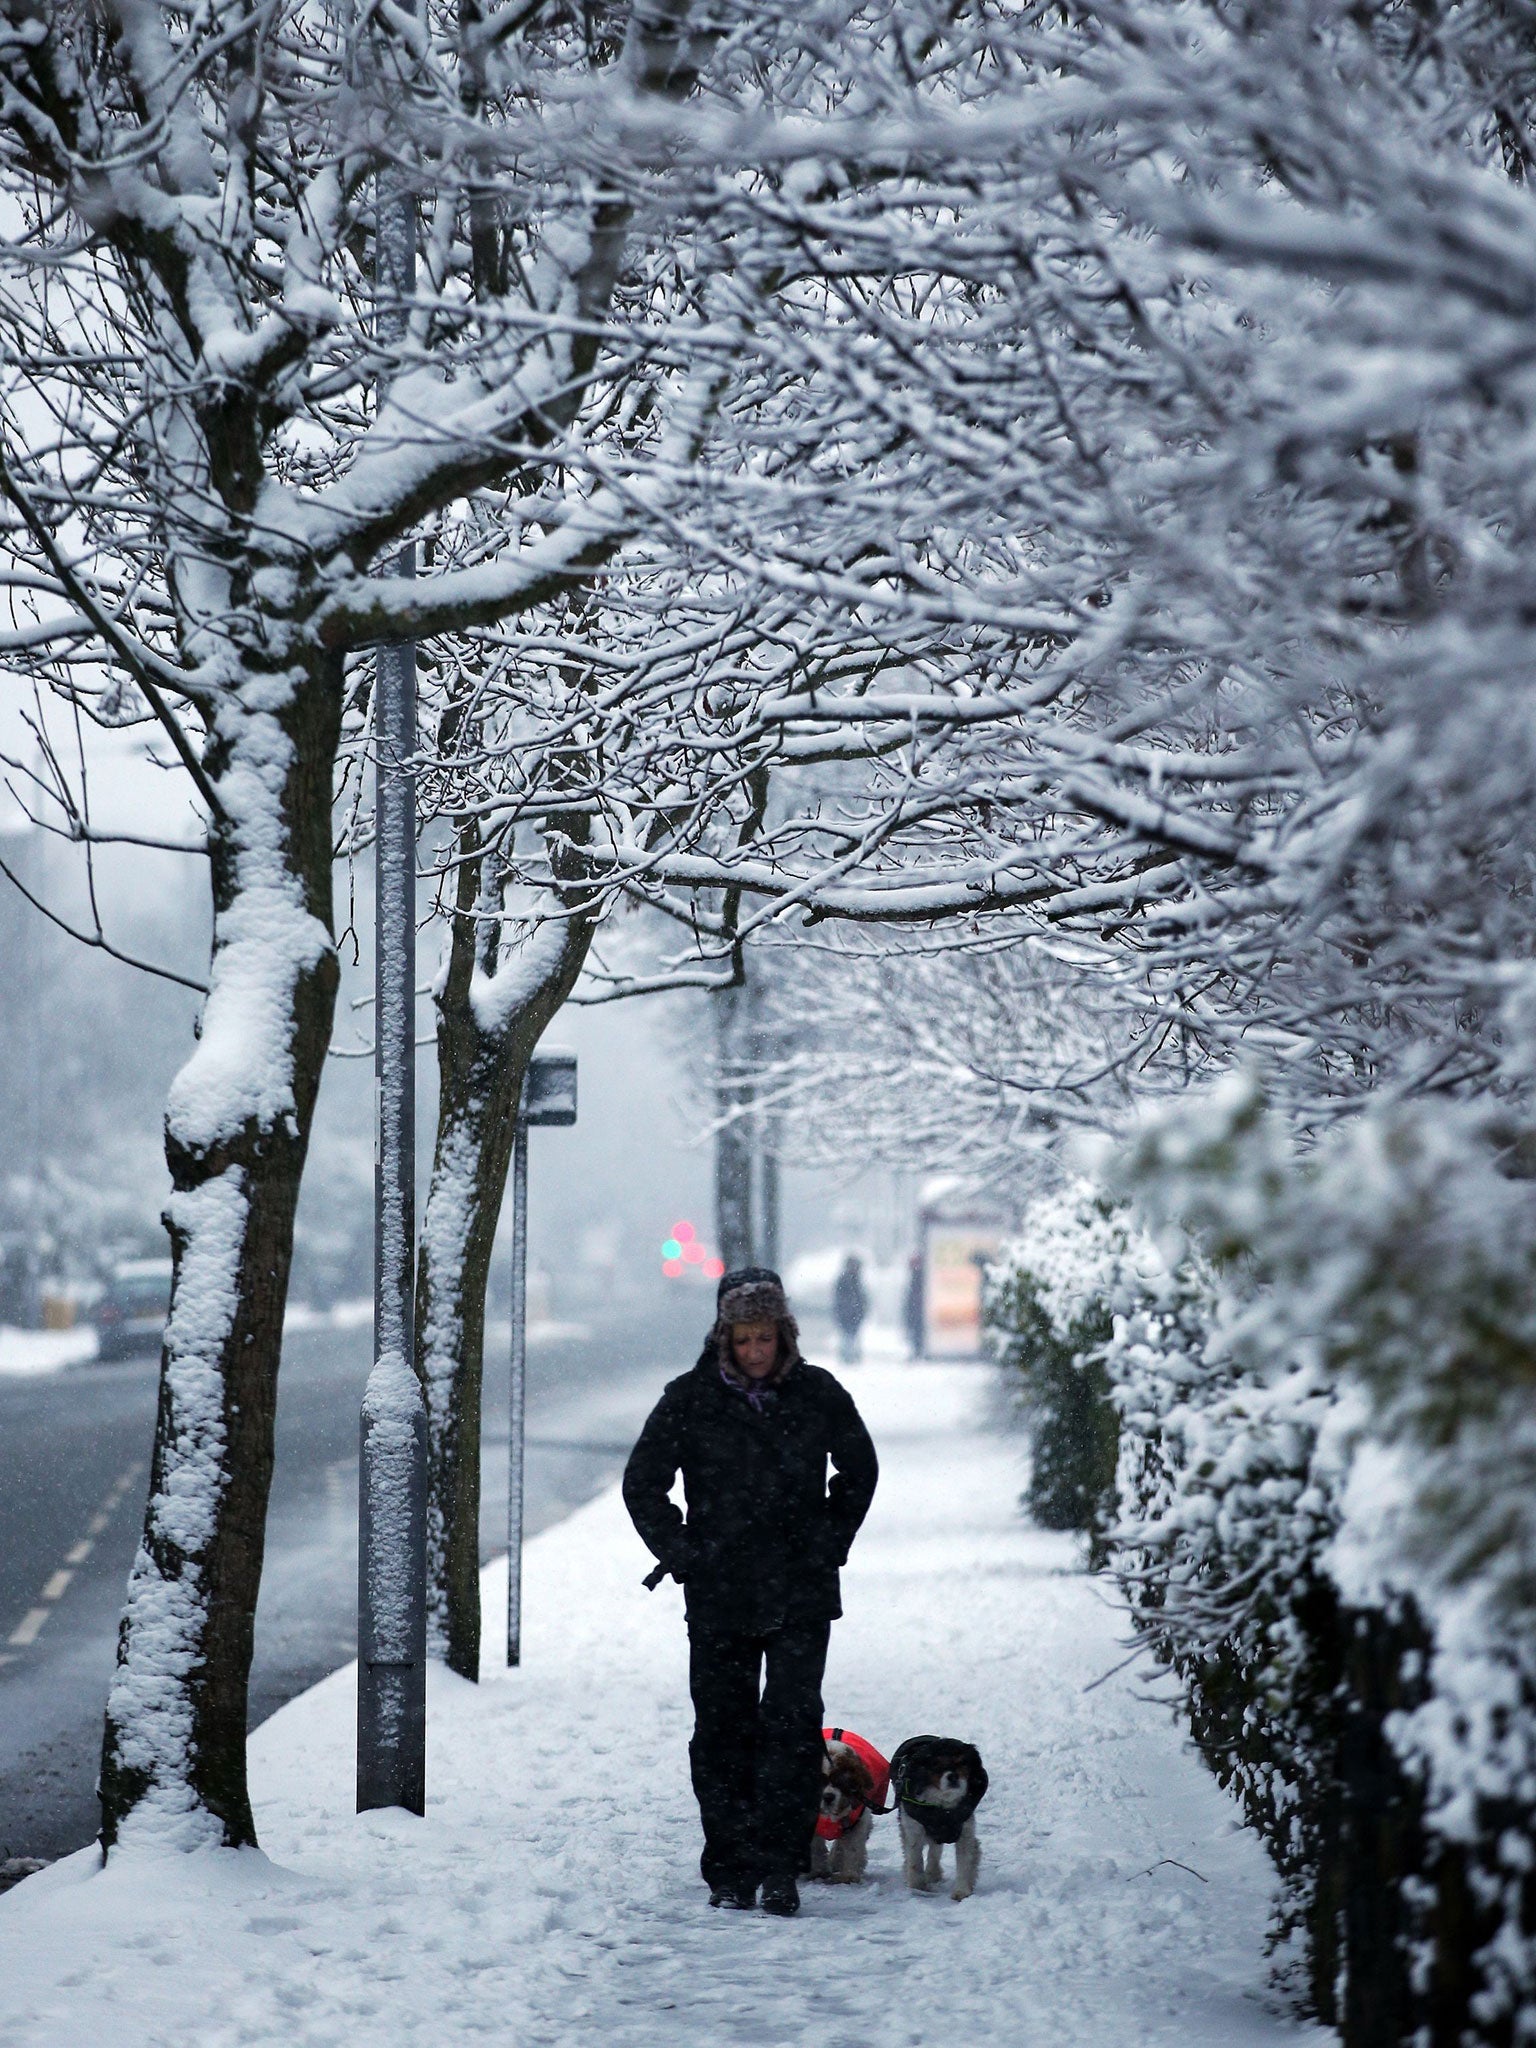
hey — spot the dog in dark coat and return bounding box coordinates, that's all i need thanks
[890,1736,989,1900]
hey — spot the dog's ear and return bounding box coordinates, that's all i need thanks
[891,1736,936,1799]
[889,1737,924,1788]
[835,1753,874,1800]
[959,1744,989,1803]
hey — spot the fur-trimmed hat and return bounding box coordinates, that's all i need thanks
[717,1275,790,1327]
[715,1264,783,1306]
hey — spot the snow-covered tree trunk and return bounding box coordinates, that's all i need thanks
[416,820,596,1677]
[99,666,342,1849]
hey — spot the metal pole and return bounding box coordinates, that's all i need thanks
[507,1114,528,1666]
[358,142,427,1816]
[503,1050,575,1667]
[760,1143,780,1273]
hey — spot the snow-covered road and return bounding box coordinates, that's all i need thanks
[0,1360,1331,2048]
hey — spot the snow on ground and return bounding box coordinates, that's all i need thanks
[0,1325,98,1376]
[0,1361,1330,2048]
[281,1298,376,1333]
[282,1299,591,1346]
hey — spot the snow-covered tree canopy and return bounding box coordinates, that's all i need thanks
[565,0,1536,1160]
[0,0,732,722]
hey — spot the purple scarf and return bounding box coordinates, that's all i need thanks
[718,1356,794,1413]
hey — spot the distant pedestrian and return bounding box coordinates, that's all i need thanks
[623,1267,878,1918]
[903,1252,925,1361]
[832,1253,868,1364]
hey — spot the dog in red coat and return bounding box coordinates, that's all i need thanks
[809,1727,890,1885]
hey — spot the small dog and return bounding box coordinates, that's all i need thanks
[889,1736,989,1900]
[809,1727,890,1885]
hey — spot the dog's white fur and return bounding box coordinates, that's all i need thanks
[898,1768,981,1901]
[809,1805,873,1883]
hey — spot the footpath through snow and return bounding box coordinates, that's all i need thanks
[0,1359,1329,2048]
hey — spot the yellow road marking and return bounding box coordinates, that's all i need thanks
[7,1608,49,1648]
[64,1540,92,1566]
[86,1511,109,1536]
[40,1570,72,1602]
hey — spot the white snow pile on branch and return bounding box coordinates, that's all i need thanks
[163,712,330,1156]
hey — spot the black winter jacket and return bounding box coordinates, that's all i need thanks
[622,1355,878,1635]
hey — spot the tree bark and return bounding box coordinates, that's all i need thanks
[416,823,597,1679]
[99,660,343,1850]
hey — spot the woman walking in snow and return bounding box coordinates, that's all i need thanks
[623,1267,879,1917]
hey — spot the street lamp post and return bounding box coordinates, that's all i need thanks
[507,1049,577,1667]
[357,146,428,1817]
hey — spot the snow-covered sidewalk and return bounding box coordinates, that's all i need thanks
[0,1363,1328,2048]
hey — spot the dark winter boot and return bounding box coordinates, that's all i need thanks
[709,1881,757,1910]
[760,1876,800,1917]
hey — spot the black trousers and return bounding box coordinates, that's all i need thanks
[686,1616,831,1888]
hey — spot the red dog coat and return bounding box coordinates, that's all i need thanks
[817,1726,891,1840]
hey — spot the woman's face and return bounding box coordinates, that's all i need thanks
[730,1321,780,1380]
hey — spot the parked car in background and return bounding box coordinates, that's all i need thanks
[94,1258,172,1361]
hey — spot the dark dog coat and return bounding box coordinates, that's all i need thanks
[889,1735,989,1846]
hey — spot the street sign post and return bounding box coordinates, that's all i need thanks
[507,1049,577,1666]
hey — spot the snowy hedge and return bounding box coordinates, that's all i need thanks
[987,1091,1536,2045]
[985,1187,1122,1549]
